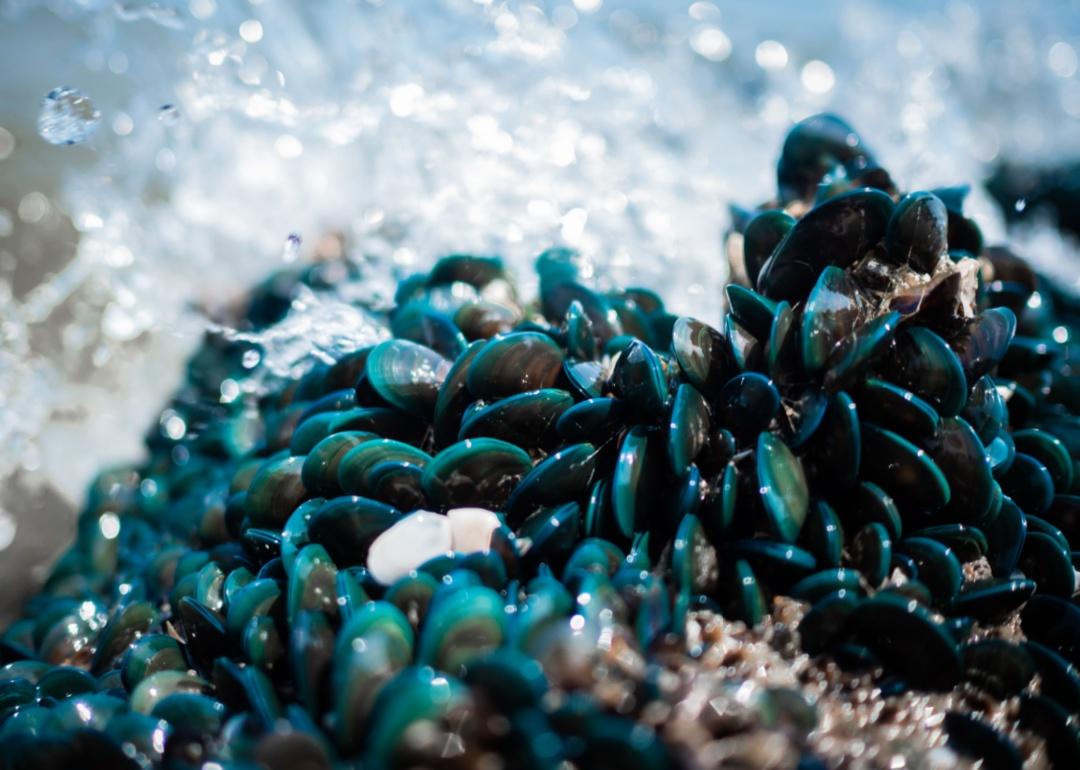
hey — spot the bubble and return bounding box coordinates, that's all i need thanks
[239,19,263,43]
[38,87,102,146]
[112,112,134,136]
[755,40,788,70]
[0,127,14,161]
[389,84,424,117]
[17,192,49,224]
[1049,41,1079,78]
[160,410,187,440]
[275,134,303,158]
[108,52,129,75]
[99,513,120,539]
[690,27,732,62]
[801,60,836,94]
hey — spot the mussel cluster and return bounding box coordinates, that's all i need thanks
[1,114,1080,770]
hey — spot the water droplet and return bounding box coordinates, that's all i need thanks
[755,40,788,70]
[239,19,263,43]
[38,87,101,146]
[160,409,187,440]
[690,27,732,62]
[1014,198,1027,212]
[158,104,180,125]
[283,232,302,262]
[801,60,836,95]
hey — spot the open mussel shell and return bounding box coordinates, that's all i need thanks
[757,189,894,302]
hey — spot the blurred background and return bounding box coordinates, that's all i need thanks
[1,0,1080,620]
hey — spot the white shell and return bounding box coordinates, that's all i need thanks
[447,507,502,553]
[367,511,452,585]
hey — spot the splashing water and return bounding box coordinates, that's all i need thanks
[36,86,101,146]
[0,1,1079,607]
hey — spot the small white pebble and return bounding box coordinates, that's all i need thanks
[447,507,502,553]
[367,511,451,584]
